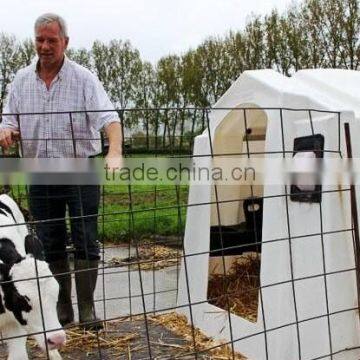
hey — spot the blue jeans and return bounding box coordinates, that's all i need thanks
[29,185,100,262]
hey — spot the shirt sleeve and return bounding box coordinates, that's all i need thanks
[86,76,120,131]
[0,83,19,130]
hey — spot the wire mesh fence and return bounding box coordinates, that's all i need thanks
[0,107,359,359]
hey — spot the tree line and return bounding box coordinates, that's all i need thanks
[0,0,359,151]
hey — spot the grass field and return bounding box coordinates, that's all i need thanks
[99,185,188,242]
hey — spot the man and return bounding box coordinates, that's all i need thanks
[0,13,122,330]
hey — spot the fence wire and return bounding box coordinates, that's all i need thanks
[0,107,358,360]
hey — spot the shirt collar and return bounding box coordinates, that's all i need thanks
[33,55,70,81]
[57,55,70,80]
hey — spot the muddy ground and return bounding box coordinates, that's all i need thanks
[0,318,222,359]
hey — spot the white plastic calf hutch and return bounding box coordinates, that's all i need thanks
[177,69,360,360]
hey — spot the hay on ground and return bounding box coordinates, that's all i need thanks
[207,254,260,322]
[150,312,246,359]
[108,244,181,270]
[25,312,246,359]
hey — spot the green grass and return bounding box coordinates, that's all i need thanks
[99,185,188,242]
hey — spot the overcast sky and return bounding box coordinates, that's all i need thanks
[1,0,293,63]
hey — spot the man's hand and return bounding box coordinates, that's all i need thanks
[105,150,123,172]
[0,128,19,150]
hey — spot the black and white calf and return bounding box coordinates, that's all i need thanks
[0,194,66,360]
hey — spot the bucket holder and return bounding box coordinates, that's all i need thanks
[290,134,324,203]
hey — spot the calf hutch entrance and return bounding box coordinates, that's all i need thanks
[177,69,360,360]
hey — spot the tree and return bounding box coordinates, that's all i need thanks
[301,0,327,68]
[135,61,158,149]
[67,47,92,70]
[156,55,181,147]
[307,0,345,67]
[341,0,360,69]
[195,37,232,106]
[107,40,142,110]
[263,10,282,71]
[0,33,21,113]
[243,16,266,71]
[283,5,310,72]
[18,38,35,66]
[223,31,247,80]
[92,40,142,132]
[177,50,212,148]
[91,40,112,91]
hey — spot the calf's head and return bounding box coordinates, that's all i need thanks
[10,256,66,351]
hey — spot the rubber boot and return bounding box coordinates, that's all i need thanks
[74,259,103,331]
[49,259,74,327]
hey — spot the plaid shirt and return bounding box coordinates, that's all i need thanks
[1,57,119,158]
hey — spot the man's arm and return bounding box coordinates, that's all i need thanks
[104,121,122,157]
[0,83,20,150]
[85,73,122,165]
[104,121,123,171]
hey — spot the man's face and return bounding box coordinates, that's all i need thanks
[35,21,69,68]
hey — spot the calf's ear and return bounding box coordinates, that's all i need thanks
[0,238,23,264]
[25,234,44,260]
